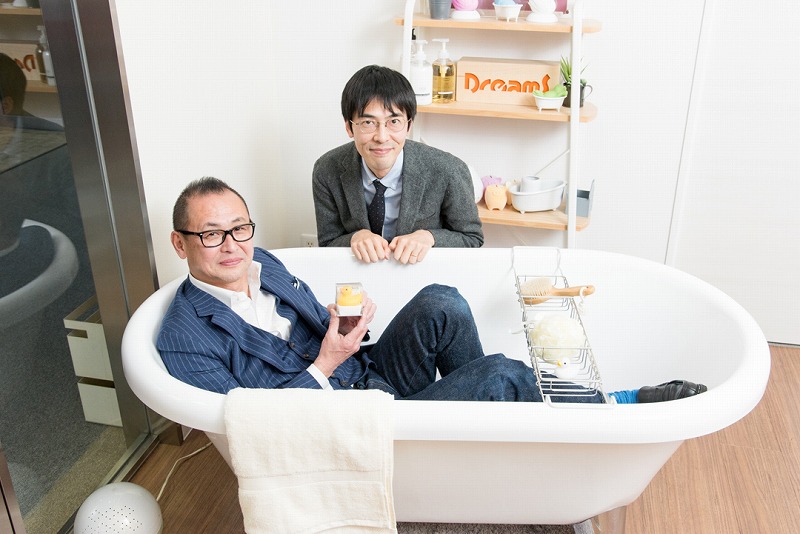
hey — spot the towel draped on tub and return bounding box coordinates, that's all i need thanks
[224,388,397,533]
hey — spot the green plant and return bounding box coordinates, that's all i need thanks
[560,55,587,87]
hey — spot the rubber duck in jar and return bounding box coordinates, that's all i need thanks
[337,285,363,307]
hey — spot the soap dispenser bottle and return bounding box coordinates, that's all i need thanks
[35,25,47,84]
[409,40,432,105]
[432,38,455,104]
[36,25,56,86]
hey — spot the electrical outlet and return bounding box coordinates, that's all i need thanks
[300,233,318,247]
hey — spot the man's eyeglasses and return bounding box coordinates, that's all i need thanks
[177,223,256,248]
[350,117,409,134]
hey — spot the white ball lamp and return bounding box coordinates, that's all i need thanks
[527,0,558,23]
[74,482,163,534]
[451,0,480,20]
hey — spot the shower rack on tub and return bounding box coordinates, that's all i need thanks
[511,247,607,404]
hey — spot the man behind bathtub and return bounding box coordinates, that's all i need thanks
[312,65,483,265]
[158,177,707,403]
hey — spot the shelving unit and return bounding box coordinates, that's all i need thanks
[394,9,600,34]
[478,200,588,230]
[396,1,599,246]
[417,100,596,122]
[0,7,42,16]
[24,79,56,93]
[0,5,60,109]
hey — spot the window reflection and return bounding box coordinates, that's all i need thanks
[0,51,126,531]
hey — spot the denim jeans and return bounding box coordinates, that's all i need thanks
[360,284,602,404]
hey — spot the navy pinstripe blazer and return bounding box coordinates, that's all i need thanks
[157,248,367,394]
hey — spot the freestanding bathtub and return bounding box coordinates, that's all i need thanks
[121,247,770,530]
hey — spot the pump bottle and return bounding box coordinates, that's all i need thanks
[36,25,56,86]
[432,38,455,103]
[35,25,47,84]
[409,40,432,105]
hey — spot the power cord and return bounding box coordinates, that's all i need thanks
[155,441,213,502]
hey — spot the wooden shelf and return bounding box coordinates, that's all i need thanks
[395,10,601,33]
[26,79,57,93]
[477,200,589,231]
[398,2,597,237]
[0,6,42,16]
[419,100,596,122]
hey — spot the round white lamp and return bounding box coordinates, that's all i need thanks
[451,0,480,20]
[74,483,163,534]
[527,0,558,23]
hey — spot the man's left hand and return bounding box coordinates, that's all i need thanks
[337,294,376,335]
[389,230,434,264]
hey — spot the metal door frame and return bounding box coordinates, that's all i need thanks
[1,442,25,533]
[39,0,159,444]
[3,0,173,528]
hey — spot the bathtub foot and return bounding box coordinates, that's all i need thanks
[576,505,627,534]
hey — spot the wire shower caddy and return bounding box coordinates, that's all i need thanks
[511,247,607,403]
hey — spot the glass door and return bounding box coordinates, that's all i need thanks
[0,0,159,531]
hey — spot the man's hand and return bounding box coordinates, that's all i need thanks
[389,230,434,264]
[337,294,376,335]
[313,303,373,377]
[351,229,391,263]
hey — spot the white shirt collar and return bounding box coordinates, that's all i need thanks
[188,261,262,306]
[361,149,403,190]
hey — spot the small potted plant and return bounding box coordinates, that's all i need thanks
[560,55,592,108]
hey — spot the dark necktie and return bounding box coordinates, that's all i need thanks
[367,180,387,236]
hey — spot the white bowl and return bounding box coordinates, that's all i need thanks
[533,94,566,111]
[493,3,523,21]
[508,180,565,213]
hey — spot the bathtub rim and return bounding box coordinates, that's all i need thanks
[121,247,771,446]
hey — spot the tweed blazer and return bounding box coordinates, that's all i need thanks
[312,139,483,248]
[157,248,367,394]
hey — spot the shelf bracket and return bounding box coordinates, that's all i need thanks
[401,0,416,77]
[567,0,584,249]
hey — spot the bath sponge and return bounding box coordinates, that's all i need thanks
[528,314,586,363]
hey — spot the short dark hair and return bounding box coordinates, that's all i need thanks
[340,65,416,124]
[172,177,249,230]
[0,53,27,113]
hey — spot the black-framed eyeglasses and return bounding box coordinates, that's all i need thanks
[177,222,256,248]
[350,117,409,134]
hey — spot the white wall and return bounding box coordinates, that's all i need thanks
[666,2,800,344]
[112,1,797,342]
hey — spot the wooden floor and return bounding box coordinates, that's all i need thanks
[129,345,799,533]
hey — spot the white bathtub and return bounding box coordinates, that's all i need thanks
[121,247,770,528]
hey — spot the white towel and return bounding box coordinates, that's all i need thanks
[224,388,396,533]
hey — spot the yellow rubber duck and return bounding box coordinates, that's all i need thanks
[337,285,363,307]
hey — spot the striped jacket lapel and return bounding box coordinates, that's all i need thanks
[183,280,301,372]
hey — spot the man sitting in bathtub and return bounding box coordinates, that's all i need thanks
[312,65,483,265]
[158,177,707,403]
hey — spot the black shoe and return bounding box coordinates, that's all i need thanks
[637,380,707,403]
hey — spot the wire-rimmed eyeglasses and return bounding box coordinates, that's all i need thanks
[177,222,256,248]
[349,117,410,134]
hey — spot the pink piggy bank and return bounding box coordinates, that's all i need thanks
[484,183,508,210]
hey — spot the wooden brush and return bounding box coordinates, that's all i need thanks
[520,277,595,305]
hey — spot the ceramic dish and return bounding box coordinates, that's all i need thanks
[533,94,566,111]
[508,180,565,213]
[493,3,523,21]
